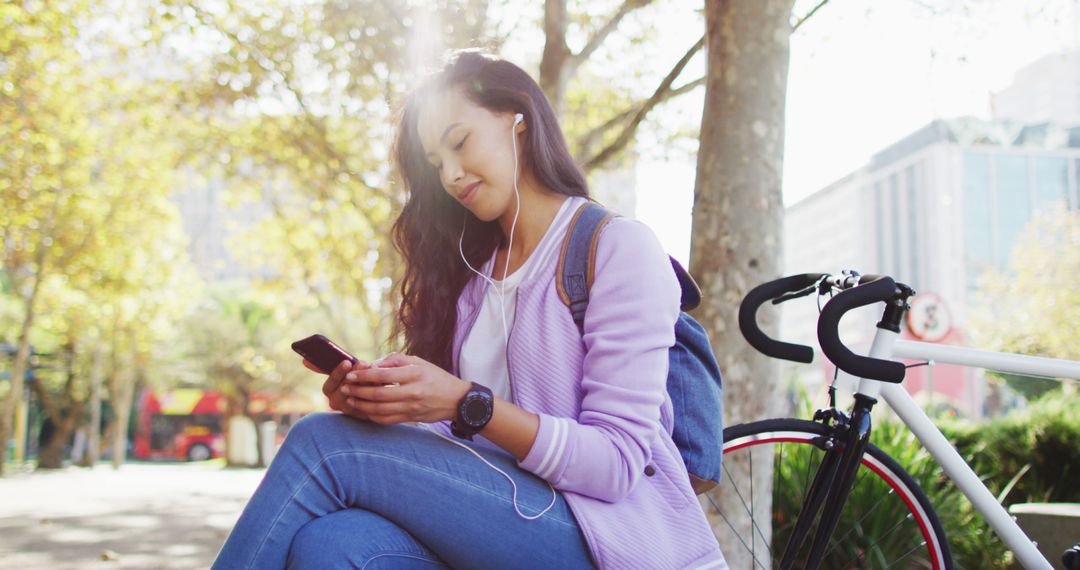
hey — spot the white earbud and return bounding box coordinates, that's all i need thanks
[513,113,523,126]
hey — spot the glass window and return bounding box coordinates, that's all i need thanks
[995,154,1030,270]
[1074,159,1080,210]
[906,164,920,289]
[963,153,992,290]
[890,172,902,277]
[1034,156,1068,212]
[873,181,886,271]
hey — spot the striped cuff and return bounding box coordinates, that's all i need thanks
[519,414,571,481]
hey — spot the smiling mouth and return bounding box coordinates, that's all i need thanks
[458,182,480,203]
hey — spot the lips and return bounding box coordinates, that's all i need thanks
[458,182,480,204]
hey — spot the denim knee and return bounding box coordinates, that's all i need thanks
[285,412,355,444]
[287,509,446,570]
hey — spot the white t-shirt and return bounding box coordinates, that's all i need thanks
[459,197,578,401]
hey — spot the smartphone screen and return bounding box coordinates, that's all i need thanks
[291,334,357,374]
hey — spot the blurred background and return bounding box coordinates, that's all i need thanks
[2,1,1079,568]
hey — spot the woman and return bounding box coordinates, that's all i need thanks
[212,50,726,569]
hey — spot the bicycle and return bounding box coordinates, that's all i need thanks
[708,271,1080,569]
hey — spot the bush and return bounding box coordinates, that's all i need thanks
[888,388,1080,567]
[770,388,1078,568]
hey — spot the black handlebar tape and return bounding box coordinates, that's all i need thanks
[816,277,907,384]
[738,273,825,364]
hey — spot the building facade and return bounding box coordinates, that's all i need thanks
[783,117,1080,416]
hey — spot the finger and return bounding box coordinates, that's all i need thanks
[347,398,411,417]
[303,359,323,373]
[340,383,405,402]
[329,359,353,382]
[346,366,409,386]
[373,352,418,368]
[328,393,369,419]
[321,360,354,396]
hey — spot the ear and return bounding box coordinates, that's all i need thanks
[515,121,526,134]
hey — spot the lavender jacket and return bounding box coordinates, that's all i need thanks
[445,197,725,569]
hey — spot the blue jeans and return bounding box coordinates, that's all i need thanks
[211,413,596,569]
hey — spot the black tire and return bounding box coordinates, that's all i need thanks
[706,418,953,569]
[187,443,212,462]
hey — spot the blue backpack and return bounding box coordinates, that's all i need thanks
[557,202,724,494]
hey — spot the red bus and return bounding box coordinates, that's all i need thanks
[133,388,316,461]
[134,388,227,461]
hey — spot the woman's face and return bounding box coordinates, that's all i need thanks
[416,87,524,223]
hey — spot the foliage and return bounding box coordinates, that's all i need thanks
[2,0,711,470]
[871,390,1079,567]
[971,207,1080,400]
[766,388,1079,568]
[0,0,203,469]
[144,0,508,354]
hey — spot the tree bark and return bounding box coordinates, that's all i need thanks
[691,0,794,565]
[0,267,45,476]
[81,342,104,468]
[109,335,141,470]
[34,341,83,470]
[243,385,266,468]
[539,0,572,114]
[36,409,82,470]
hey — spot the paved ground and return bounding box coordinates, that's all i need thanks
[0,461,265,569]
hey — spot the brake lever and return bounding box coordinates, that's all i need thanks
[771,284,819,305]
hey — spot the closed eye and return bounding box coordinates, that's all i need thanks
[454,135,468,151]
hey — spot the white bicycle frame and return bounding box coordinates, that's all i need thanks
[851,326,1080,570]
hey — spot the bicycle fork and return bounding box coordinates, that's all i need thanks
[778,394,877,570]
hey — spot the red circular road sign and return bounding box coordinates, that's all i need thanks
[906,292,951,342]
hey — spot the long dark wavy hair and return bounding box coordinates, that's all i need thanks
[390,50,589,372]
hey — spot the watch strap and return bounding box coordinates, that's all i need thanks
[451,382,494,440]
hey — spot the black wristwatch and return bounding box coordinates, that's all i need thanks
[451,382,494,440]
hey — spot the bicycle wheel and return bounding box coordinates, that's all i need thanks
[706,418,952,569]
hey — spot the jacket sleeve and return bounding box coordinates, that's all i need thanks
[517,217,681,502]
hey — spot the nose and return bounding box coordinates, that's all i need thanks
[440,157,464,188]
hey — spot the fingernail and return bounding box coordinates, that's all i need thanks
[340,386,350,396]
[345,373,356,381]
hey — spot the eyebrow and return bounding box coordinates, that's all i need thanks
[425,122,462,158]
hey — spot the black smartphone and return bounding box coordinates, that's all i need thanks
[291,334,358,374]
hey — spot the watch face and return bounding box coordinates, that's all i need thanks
[463,395,492,425]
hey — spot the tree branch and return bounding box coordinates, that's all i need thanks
[571,0,654,71]
[577,75,704,160]
[581,35,704,171]
[187,5,393,202]
[792,0,830,33]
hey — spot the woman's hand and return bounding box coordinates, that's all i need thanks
[338,352,471,425]
[304,358,374,420]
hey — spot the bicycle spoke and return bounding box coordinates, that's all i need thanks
[709,494,770,570]
[721,454,773,553]
[823,486,896,558]
[837,513,914,569]
[885,539,929,568]
[750,445,755,564]
[719,422,947,570]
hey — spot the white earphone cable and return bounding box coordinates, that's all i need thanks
[427,429,557,520]
[452,112,556,521]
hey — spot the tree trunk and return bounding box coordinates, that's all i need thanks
[80,342,104,468]
[241,387,266,468]
[692,0,794,565]
[36,411,81,469]
[539,0,572,115]
[0,272,44,476]
[109,335,140,470]
[35,341,85,470]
